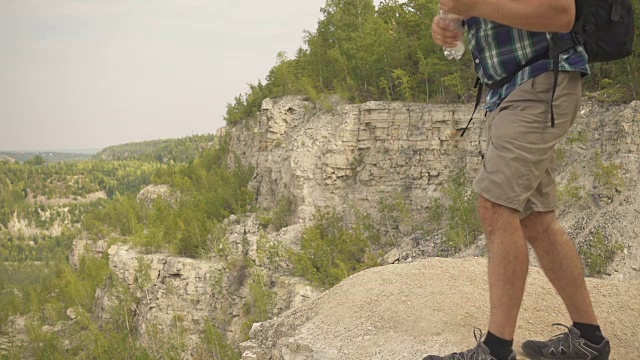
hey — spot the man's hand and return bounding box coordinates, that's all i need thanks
[431,15,464,49]
[439,0,479,19]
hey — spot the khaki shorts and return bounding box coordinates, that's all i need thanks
[473,71,582,216]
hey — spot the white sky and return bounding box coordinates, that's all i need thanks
[0,0,360,151]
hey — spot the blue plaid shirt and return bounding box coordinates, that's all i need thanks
[465,17,590,112]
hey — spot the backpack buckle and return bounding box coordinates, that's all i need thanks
[571,30,584,46]
[611,3,623,21]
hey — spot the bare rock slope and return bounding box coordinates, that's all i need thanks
[242,258,640,360]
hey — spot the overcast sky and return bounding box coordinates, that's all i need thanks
[0,0,358,151]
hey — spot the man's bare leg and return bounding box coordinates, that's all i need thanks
[520,211,598,325]
[478,196,530,340]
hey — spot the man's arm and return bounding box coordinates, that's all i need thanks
[439,0,575,33]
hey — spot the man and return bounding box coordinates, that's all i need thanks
[426,0,611,359]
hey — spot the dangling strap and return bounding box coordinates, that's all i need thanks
[461,77,483,137]
[549,33,566,128]
[550,54,560,128]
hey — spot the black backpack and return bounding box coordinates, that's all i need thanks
[569,0,635,63]
[462,0,635,136]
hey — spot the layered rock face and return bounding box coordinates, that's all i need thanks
[228,97,640,218]
[227,96,485,223]
[105,244,228,352]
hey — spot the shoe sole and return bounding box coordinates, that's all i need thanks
[522,348,609,360]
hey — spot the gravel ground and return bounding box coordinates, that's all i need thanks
[249,257,640,359]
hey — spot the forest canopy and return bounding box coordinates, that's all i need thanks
[224,0,640,125]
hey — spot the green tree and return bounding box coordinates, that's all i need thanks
[224,0,640,126]
[24,155,46,166]
[290,209,383,288]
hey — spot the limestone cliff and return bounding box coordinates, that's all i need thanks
[225,96,484,223]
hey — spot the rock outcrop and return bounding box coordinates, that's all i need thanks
[137,185,178,207]
[7,209,70,238]
[26,190,107,207]
[0,154,16,163]
[106,243,229,352]
[96,214,320,358]
[228,96,484,223]
[240,257,640,360]
[69,239,108,269]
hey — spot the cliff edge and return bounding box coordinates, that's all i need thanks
[241,257,640,360]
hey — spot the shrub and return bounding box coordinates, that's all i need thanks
[566,129,589,145]
[424,196,445,236]
[82,195,143,237]
[227,256,250,293]
[14,263,153,360]
[25,321,65,360]
[241,270,276,340]
[270,195,296,231]
[56,255,111,311]
[256,231,284,271]
[440,168,482,253]
[578,229,624,277]
[377,190,413,244]
[593,152,624,197]
[0,317,25,359]
[0,263,58,327]
[350,153,365,169]
[144,320,185,360]
[558,170,588,208]
[257,213,272,229]
[289,209,382,288]
[68,305,152,360]
[200,319,241,360]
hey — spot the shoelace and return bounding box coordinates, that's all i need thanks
[447,328,489,360]
[545,323,577,354]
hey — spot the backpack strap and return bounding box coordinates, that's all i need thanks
[550,52,559,128]
[460,77,483,137]
[549,33,560,128]
[548,32,580,128]
[485,52,549,91]
[551,32,583,57]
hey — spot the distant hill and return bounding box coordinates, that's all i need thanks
[94,134,216,163]
[0,151,93,163]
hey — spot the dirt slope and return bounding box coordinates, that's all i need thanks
[244,257,640,360]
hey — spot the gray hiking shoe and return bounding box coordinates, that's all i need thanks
[423,329,517,360]
[522,324,610,360]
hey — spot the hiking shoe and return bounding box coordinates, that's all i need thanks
[522,324,611,360]
[423,329,517,360]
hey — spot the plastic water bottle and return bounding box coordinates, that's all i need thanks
[440,10,465,60]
